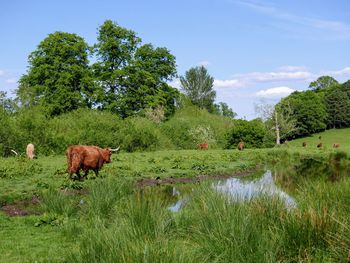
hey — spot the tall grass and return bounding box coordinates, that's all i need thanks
[66,172,350,262]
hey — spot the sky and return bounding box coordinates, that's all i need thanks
[1,0,350,119]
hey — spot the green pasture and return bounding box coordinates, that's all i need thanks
[0,148,350,262]
[288,128,350,151]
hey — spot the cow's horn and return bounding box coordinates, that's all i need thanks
[11,149,18,156]
[111,146,120,152]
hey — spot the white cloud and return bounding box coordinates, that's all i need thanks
[214,79,242,88]
[236,0,350,39]
[325,67,350,77]
[233,70,313,82]
[0,70,5,76]
[256,86,296,98]
[6,78,17,84]
[214,67,313,89]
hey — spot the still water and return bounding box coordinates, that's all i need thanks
[168,170,296,212]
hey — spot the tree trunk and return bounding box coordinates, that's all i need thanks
[275,111,280,145]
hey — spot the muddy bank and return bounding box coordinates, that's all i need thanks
[136,166,262,188]
[1,196,40,217]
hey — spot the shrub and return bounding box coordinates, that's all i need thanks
[118,117,173,152]
[225,119,273,149]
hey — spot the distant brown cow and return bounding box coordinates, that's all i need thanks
[317,142,323,148]
[26,143,35,159]
[197,143,209,150]
[66,145,119,180]
[238,141,244,151]
[333,143,340,148]
[302,142,307,147]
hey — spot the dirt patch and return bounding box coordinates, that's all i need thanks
[136,166,262,188]
[1,195,41,217]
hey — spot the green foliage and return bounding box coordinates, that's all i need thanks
[49,108,122,153]
[17,32,95,116]
[225,119,272,149]
[325,87,350,128]
[214,102,237,118]
[279,91,327,138]
[309,75,339,91]
[119,117,173,152]
[180,66,216,112]
[0,106,14,156]
[161,106,234,149]
[93,20,178,118]
[1,149,350,262]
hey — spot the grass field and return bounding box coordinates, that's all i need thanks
[288,128,350,152]
[0,145,350,262]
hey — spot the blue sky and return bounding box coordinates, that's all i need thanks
[1,0,350,118]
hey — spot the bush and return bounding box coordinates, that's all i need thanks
[48,108,123,154]
[226,119,273,149]
[118,117,173,152]
[161,106,234,149]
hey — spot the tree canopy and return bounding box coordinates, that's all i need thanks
[17,32,95,116]
[93,20,178,118]
[179,66,216,112]
[278,91,327,137]
[16,20,178,118]
[308,76,339,91]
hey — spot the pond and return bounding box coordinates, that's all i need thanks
[158,169,297,212]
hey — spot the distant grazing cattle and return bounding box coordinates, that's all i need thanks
[333,143,340,148]
[317,143,323,148]
[238,141,244,151]
[26,143,35,159]
[302,142,307,147]
[66,145,119,180]
[197,143,209,150]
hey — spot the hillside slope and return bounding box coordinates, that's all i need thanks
[288,128,350,151]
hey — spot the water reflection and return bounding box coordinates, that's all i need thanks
[168,170,296,212]
[214,170,296,208]
[168,197,189,212]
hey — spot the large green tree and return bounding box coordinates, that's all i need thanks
[309,76,339,91]
[179,66,216,112]
[17,32,95,116]
[278,91,327,137]
[325,89,350,128]
[214,102,237,118]
[93,20,178,117]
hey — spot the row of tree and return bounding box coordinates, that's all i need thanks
[10,20,234,120]
[269,76,350,143]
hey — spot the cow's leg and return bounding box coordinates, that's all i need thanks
[83,170,89,180]
[94,169,99,177]
[72,171,81,181]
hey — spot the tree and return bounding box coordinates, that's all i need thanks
[179,66,216,112]
[309,76,339,91]
[0,91,16,113]
[93,20,178,117]
[225,119,270,149]
[118,44,178,117]
[214,102,237,118]
[92,20,141,110]
[255,103,296,145]
[278,91,327,137]
[17,32,95,116]
[325,88,350,128]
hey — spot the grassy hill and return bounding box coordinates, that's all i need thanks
[288,128,350,152]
